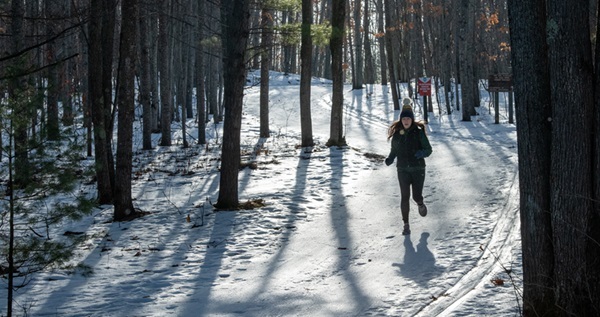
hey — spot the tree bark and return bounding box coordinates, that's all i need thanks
[197,0,207,144]
[593,3,600,314]
[139,5,153,150]
[89,0,113,204]
[441,0,453,114]
[101,0,117,190]
[383,0,399,110]
[216,0,250,209]
[363,0,375,85]
[327,0,346,146]
[45,0,60,141]
[260,6,272,138]
[458,0,475,121]
[352,0,363,89]
[300,0,314,147]
[547,0,598,314]
[114,0,138,221]
[507,0,555,314]
[376,0,387,85]
[159,0,172,146]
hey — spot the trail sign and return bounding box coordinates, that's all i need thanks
[418,77,432,96]
[488,74,512,92]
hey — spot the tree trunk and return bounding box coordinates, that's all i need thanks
[159,0,172,146]
[441,0,452,115]
[327,0,346,146]
[45,0,60,141]
[259,6,272,138]
[282,11,293,74]
[139,5,153,150]
[114,0,138,221]
[376,0,387,85]
[101,0,117,190]
[89,0,113,204]
[197,0,207,144]
[592,4,600,314]
[352,0,363,89]
[547,0,598,314]
[250,9,261,70]
[383,0,399,110]
[300,0,314,147]
[10,0,30,189]
[458,0,475,121]
[413,0,425,77]
[507,0,555,314]
[206,0,222,124]
[61,1,74,128]
[215,0,250,209]
[185,2,196,121]
[363,0,375,85]
[147,4,160,134]
[6,0,26,312]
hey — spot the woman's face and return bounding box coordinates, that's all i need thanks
[401,117,412,129]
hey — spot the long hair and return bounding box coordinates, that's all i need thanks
[387,120,427,140]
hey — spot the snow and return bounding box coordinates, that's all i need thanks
[1,72,523,316]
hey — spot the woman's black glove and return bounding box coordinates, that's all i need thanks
[414,150,427,159]
[385,157,394,166]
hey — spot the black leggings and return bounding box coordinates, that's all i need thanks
[397,168,426,223]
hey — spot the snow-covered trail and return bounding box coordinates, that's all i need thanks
[235,84,522,316]
[1,82,521,317]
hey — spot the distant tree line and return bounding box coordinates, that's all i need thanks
[0,0,514,221]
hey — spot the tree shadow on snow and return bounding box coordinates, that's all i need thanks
[393,232,445,287]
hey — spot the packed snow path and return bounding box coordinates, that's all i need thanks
[3,83,522,316]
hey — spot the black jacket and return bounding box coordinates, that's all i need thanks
[387,124,432,170]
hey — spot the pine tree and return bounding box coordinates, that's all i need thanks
[1,65,96,316]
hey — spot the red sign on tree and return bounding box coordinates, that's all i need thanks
[418,77,432,96]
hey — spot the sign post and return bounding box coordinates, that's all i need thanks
[418,77,432,96]
[418,77,432,123]
[488,74,513,124]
